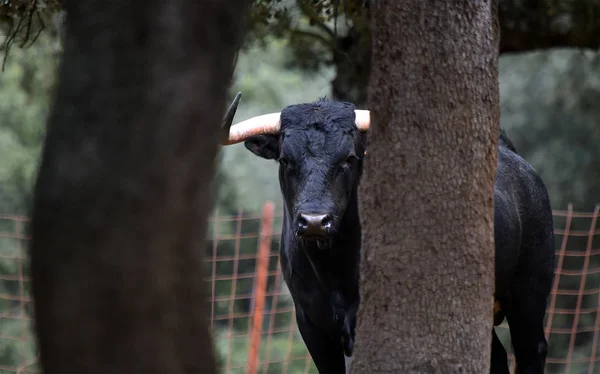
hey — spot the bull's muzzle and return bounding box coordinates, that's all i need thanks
[296,213,332,241]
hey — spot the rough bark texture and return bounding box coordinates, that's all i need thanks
[28,1,250,373]
[499,0,600,53]
[352,1,499,373]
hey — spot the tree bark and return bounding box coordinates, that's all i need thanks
[28,1,250,373]
[352,0,499,373]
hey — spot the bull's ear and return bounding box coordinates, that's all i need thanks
[244,134,280,160]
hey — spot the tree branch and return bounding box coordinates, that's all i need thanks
[290,28,334,48]
[499,0,600,54]
[296,0,335,38]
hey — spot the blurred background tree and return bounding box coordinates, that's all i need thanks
[0,0,599,373]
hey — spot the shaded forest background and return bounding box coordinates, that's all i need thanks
[0,1,599,373]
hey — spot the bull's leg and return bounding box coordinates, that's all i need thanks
[295,305,346,374]
[505,295,548,374]
[490,328,509,374]
[341,300,358,357]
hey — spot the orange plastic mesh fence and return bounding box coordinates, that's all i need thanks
[0,203,598,374]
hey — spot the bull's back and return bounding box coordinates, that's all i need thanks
[494,144,555,302]
[493,183,521,301]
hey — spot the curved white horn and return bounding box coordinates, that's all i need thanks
[354,110,370,131]
[222,113,281,145]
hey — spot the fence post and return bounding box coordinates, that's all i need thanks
[247,202,275,374]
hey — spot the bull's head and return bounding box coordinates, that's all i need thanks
[221,93,370,248]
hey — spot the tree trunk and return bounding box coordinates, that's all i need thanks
[331,28,371,107]
[28,1,250,373]
[352,1,499,373]
[330,0,371,107]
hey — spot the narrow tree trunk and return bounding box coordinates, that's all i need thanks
[352,1,499,373]
[331,27,371,107]
[329,0,371,107]
[29,1,250,373]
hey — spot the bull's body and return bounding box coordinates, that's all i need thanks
[279,185,361,372]
[223,96,555,374]
[491,131,555,374]
[241,99,366,373]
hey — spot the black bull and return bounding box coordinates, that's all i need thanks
[221,96,555,374]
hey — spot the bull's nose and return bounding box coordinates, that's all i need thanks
[297,213,332,237]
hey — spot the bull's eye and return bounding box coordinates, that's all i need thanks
[278,157,290,167]
[340,156,356,172]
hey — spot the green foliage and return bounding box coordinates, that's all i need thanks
[0,217,38,373]
[0,0,61,22]
[500,49,600,211]
[214,326,316,373]
[0,31,59,215]
[0,318,38,371]
[0,0,63,70]
[245,0,369,72]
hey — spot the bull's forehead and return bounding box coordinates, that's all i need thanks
[282,126,355,159]
[279,100,358,159]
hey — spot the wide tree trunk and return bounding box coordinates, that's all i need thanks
[352,1,500,373]
[28,1,250,373]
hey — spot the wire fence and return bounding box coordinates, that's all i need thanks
[0,202,599,374]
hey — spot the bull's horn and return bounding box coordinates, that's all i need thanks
[221,92,243,143]
[223,113,281,145]
[354,110,370,131]
[220,92,281,145]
